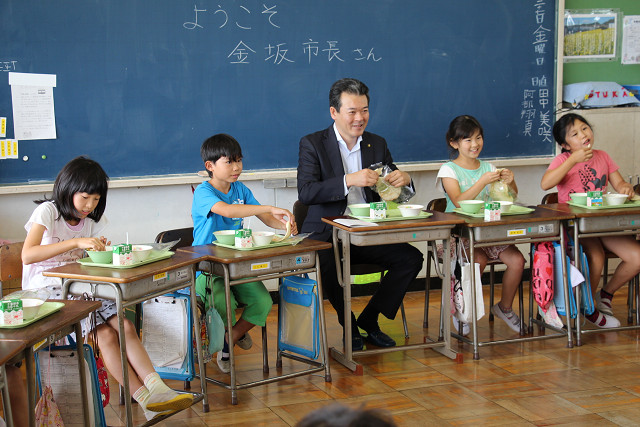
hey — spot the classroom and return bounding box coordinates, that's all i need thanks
[1,0,640,425]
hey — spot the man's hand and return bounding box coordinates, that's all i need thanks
[346,168,379,188]
[385,170,411,187]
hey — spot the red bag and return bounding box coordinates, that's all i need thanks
[532,242,554,312]
[94,352,109,407]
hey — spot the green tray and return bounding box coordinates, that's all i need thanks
[0,301,65,329]
[453,205,535,218]
[213,237,302,251]
[352,210,432,222]
[567,200,640,210]
[77,250,174,268]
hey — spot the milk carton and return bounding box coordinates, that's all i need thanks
[235,229,253,248]
[484,202,501,222]
[369,201,387,219]
[587,191,603,207]
[112,244,133,266]
[0,299,23,325]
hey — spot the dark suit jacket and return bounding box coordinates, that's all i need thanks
[297,125,400,241]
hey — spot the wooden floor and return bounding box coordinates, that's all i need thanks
[99,284,640,426]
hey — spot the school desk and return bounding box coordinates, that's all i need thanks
[0,299,101,427]
[541,202,640,345]
[321,211,465,374]
[0,339,23,427]
[178,238,332,405]
[42,251,207,427]
[455,206,575,359]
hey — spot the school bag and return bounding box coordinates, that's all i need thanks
[35,337,107,427]
[278,275,320,359]
[552,241,594,318]
[531,242,554,312]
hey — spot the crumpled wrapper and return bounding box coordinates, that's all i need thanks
[369,162,415,204]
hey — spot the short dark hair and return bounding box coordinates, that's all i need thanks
[37,156,109,223]
[552,113,592,152]
[296,404,396,427]
[445,115,484,159]
[200,133,243,178]
[329,78,370,112]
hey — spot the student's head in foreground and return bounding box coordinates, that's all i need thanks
[296,403,396,427]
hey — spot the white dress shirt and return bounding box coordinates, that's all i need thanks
[334,123,366,206]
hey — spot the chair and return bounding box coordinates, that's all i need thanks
[292,201,409,338]
[424,198,521,333]
[0,242,24,298]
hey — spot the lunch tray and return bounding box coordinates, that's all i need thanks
[353,210,432,222]
[213,237,302,251]
[0,301,65,329]
[77,250,174,268]
[568,200,640,210]
[453,205,535,218]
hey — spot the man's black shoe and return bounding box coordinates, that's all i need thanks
[344,333,364,351]
[363,330,396,348]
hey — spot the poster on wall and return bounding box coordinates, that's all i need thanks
[622,15,640,65]
[564,10,619,62]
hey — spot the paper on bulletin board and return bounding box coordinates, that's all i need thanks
[0,140,18,159]
[622,16,640,65]
[0,117,6,137]
[8,72,57,140]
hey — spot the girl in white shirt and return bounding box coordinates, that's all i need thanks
[22,156,192,420]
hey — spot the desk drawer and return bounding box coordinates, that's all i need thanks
[67,266,194,301]
[344,227,452,246]
[203,251,316,280]
[470,220,559,243]
[577,214,640,233]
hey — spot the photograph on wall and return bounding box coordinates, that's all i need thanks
[564,10,618,61]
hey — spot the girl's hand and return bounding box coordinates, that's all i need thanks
[481,170,501,186]
[499,169,514,184]
[616,182,635,198]
[99,236,111,246]
[570,144,593,163]
[76,237,106,251]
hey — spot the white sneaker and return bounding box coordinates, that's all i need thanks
[595,292,614,316]
[452,319,470,336]
[143,408,177,421]
[588,310,621,329]
[491,304,521,333]
[237,333,253,350]
[217,351,231,374]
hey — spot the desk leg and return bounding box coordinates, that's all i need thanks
[25,347,35,427]
[74,321,92,427]
[190,265,209,412]
[561,223,574,348]
[571,223,581,346]
[314,253,332,382]
[114,289,134,426]
[433,236,460,362]
[222,266,239,405]
[469,233,480,360]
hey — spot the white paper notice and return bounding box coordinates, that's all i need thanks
[622,16,640,65]
[8,72,57,140]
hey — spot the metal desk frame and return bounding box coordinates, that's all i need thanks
[179,239,332,405]
[458,206,575,359]
[323,212,465,374]
[44,252,207,427]
[546,203,640,345]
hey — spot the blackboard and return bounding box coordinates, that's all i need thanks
[0,0,557,185]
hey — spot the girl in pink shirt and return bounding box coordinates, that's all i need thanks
[541,113,640,328]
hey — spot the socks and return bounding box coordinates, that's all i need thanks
[357,306,380,332]
[133,385,151,409]
[585,310,600,324]
[143,372,174,396]
[220,337,230,361]
[601,289,614,301]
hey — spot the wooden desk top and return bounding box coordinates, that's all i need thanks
[541,202,640,218]
[0,300,101,347]
[321,210,465,232]
[178,238,332,264]
[0,339,27,366]
[457,205,575,227]
[42,251,204,284]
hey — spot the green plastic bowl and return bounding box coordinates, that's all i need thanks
[348,203,371,217]
[459,200,484,214]
[570,192,587,205]
[214,230,236,245]
[86,246,113,264]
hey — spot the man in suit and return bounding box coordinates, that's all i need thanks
[297,78,423,350]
